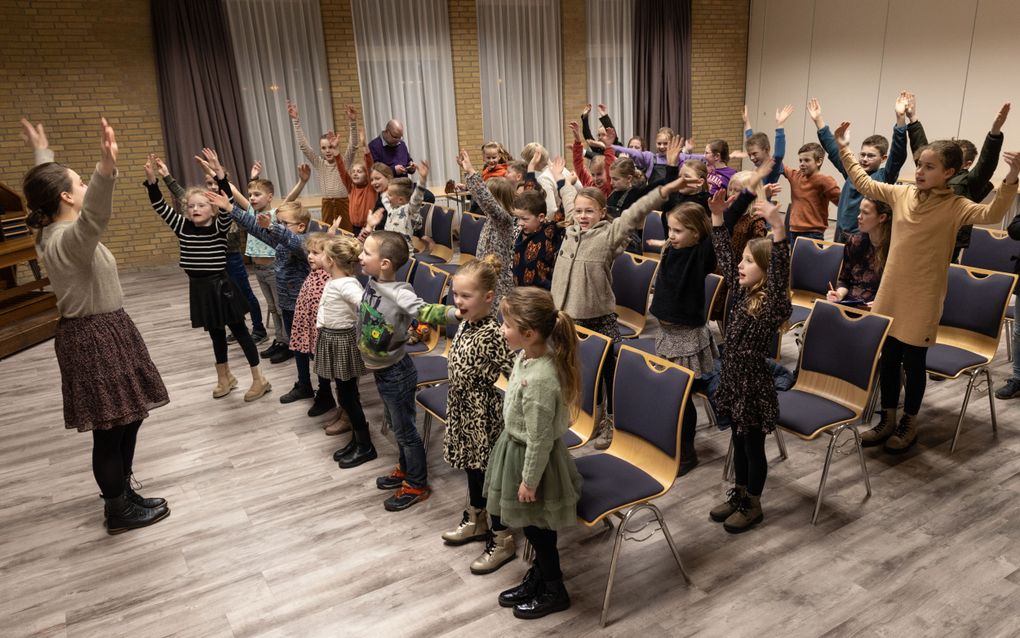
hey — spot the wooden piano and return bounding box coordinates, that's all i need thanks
[0,182,59,360]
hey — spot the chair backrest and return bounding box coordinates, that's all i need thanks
[411,263,449,306]
[429,205,456,250]
[458,212,485,262]
[395,256,417,284]
[609,346,694,487]
[444,285,459,339]
[704,273,724,323]
[575,326,612,420]
[794,301,892,413]
[960,227,1020,277]
[642,211,665,259]
[790,237,844,300]
[936,264,1017,359]
[611,253,659,331]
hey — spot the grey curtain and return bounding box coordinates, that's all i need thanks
[151,0,251,186]
[632,0,692,144]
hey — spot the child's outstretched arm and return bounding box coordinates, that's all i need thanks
[768,104,792,182]
[742,104,753,138]
[287,99,324,168]
[968,103,1010,190]
[408,160,429,229]
[569,122,594,187]
[884,95,910,184]
[342,104,358,168]
[609,174,698,250]
[144,156,187,235]
[597,103,616,137]
[904,91,927,157]
[150,154,187,203]
[809,98,848,179]
[460,150,514,225]
[836,122,902,204]
[753,199,793,328]
[284,163,311,203]
[958,151,1020,226]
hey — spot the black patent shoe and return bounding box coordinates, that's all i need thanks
[338,444,378,469]
[512,579,571,619]
[498,565,542,608]
[332,438,357,462]
[124,475,166,509]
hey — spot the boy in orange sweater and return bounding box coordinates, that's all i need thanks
[783,142,840,243]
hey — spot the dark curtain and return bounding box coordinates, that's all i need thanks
[151,0,251,187]
[632,0,693,144]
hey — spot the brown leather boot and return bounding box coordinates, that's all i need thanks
[860,408,898,447]
[723,493,763,534]
[884,413,918,454]
[324,409,353,436]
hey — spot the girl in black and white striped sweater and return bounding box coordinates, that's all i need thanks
[143,148,271,402]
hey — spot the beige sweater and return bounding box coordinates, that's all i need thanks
[32,149,124,318]
[550,187,666,320]
[840,147,1017,346]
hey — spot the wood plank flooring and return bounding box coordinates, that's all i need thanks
[1,265,1019,638]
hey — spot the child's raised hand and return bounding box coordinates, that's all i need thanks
[834,121,851,149]
[764,182,783,200]
[807,98,823,124]
[752,157,775,183]
[601,127,617,146]
[286,99,299,120]
[1003,151,1020,183]
[741,104,750,127]
[683,136,695,153]
[297,163,311,182]
[776,104,794,126]
[204,189,231,211]
[20,118,48,151]
[417,159,429,182]
[345,104,357,122]
[250,160,263,180]
[201,147,225,178]
[366,207,385,230]
[597,103,608,116]
[730,150,749,160]
[154,156,169,177]
[358,126,366,148]
[99,118,118,177]
[549,155,566,179]
[193,154,214,177]
[256,212,271,228]
[895,91,909,122]
[904,92,916,122]
[992,103,1011,135]
[456,149,475,174]
[143,154,157,184]
[568,120,581,142]
[662,173,701,196]
[708,189,734,227]
[582,103,592,117]
[752,199,784,228]
[665,135,683,166]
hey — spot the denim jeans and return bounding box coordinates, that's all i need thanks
[225,253,264,333]
[373,355,427,488]
[1012,314,1020,379]
[252,262,286,343]
[788,230,825,246]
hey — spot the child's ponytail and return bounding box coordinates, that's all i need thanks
[550,310,580,417]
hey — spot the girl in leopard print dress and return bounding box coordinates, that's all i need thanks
[439,255,516,575]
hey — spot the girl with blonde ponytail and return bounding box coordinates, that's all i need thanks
[484,287,581,619]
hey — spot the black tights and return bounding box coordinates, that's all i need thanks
[210,322,260,367]
[336,378,369,437]
[465,468,506,531]
[91,420,142,498]
[732,427,767,496]
[880,336,928,416]
[681,395,697,458]
[524,526,561,581]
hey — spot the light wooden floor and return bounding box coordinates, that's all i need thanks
[2,265,1019,638]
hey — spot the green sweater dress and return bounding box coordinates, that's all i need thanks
[484,351,582,530]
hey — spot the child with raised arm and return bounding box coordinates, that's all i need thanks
[22,118,170,534]
[487,287,582,619]
[705,139,737,195]
[905,96,1010,260]
[458,149,515,306]
[360,160,431,253]
[481,141,513,181]
[808,94,908,242]
[782,142,841,243]
[288,99,358,229]
[144,149,271,403]
[358,231,458,511]
[834,120,1020,452]
[742,104,792,186]
[569,120,615,197]
[709,197,792,533]
[440,257,516,574]
[346,127,377,235]
[311,234,375,466]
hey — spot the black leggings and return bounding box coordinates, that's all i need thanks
[91,420,142,498]
[336,377,369,436]
[465,468,507,530]
[732,427,768,496]
[681,395,697,458]
[524,526,561,581]
[880,336,928,416]
[210,322,260,367]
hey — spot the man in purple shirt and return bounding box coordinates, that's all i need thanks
[369,120,416,175]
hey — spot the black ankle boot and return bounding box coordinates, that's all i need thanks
[124,475,167,509]
[498,564,543,608]
[513,578,571,619]
[338,427,377,469]
[307,389,337,417]
[104,494,170,535]
[332,437,357,462]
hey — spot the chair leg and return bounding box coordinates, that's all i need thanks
[1006,319,1014,362]
[773,428,789,461]
[864,384,880,423]
[645,503,692,587]
[700,396,718,431]
[950,371,979,454]
[723,437,734,482]
[812,430,841,525]
[422,413,432,453]
[599,508,631,627]
[985,368,998,434]
[852,425,872,498]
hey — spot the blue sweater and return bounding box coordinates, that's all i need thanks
[817,124,907,234]
[228,206,309,311]
[743,127,786,185]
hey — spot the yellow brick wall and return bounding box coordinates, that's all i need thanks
[560,0,588,155]
[320,0,365,145]
[448,0,484,160]
[0,0,177,270]
[691,0,751,168]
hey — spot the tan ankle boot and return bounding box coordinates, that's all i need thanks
[884,413,918,454]
[470,529,516,574]
[861,409,897,447]
[710,485,746,522]
[442,507,489,545]
[213,363,237,399]
[723,493,763,534]
[244,365,272,402]
[324,409,353,436]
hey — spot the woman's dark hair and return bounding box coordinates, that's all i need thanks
[23,162,72,229]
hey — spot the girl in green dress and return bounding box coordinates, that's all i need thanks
[485,287,582,620]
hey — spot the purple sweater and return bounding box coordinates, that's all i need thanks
[611,145,706,177]
[369,136,414,174]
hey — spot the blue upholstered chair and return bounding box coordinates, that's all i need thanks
[406,264,449,356]
[926,265,1017,453]
[416,205,456,264]
[416,383,449,453]
[574,345,695,626]
[612,252,659,338]
[959,227,1020,361]
[435,212,485,275]
[776,301,892,523]
[642,211,665,260]
[560,327,612,449]
[788,237,844,329]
